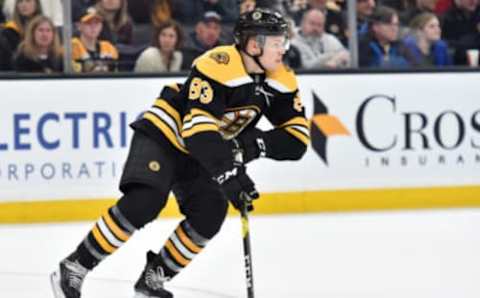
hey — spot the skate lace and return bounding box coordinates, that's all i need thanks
[145,266,170,291]
[65,261,87,291]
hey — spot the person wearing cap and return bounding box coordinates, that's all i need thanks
[71,7,119,72]
[50,8,308,298]
[181,10,224,69]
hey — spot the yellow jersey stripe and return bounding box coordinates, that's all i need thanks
[166,83,181,92]
[280,117,309,129]
[189,108,218,120]
[182,123,219,138]
[144,112,188,153]
[285,126,310,146]
[154,99,182,129]
[183,108,218,124]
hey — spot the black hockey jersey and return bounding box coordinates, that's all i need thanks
[132,45,309,176]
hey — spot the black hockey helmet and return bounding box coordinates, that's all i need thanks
[234,8,289,51]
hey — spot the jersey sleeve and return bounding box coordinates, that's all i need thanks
[181,67,235,176]
[261,89,310,160]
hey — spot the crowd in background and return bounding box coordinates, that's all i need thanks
[0,0,479,74]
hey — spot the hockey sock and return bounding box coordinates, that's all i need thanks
[155,219,210,278]
[75,205,136,269]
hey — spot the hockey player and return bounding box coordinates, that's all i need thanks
[50,7,309,298]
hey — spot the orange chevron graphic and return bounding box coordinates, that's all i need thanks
[311,115,350,136]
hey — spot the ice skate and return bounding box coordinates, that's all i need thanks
[50,253,88,298]
[134,251,173,298]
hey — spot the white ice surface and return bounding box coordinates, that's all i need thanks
[1,209,480,298]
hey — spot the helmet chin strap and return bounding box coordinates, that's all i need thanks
[243,47,266,73]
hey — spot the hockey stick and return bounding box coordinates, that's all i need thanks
[240,201,255,298]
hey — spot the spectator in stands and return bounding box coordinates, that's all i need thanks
[94,0,133,45]
[172,0,238,25]
[288,0,347,45]
[380,0,415,11]
[0,1,5,24]
[291,8,349,68]
[72,7,119,72]
[13,15,63,72]
[150,0,173,26]
[0,0,42,71]
[239,0,256,14]
[442,0,480,65]
[181,10,223,69]
[134,19,183,72]
[400,0,438,26]
[403,12,451,66]
[359,6,413,67]
[3,0,62,27]
[127,0,188,25]
[434,0,453,14]
[72,0,96,23]
[357,0,376,36]
[256,0,289,14]
[239,0,292,17]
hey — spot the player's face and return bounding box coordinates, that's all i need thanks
[259,35,288,71]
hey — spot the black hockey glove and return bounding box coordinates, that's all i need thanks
[229,128,267,164]
[213,166,259,211]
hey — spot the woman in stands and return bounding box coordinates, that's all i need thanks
[134,19,183,73]
[13,15,63,72]
[403,12,451,67]
[94,0,133,44]
[0,0,42,70]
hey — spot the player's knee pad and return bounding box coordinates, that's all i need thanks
[117,183,169,229]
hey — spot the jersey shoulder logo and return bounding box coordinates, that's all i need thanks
[209,52,230,65]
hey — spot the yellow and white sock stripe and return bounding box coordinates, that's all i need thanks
[83,205,135,261]
[159,220,209,273]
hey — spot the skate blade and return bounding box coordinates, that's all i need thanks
[50,270,66,298]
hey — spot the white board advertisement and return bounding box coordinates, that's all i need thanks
[0,73,479,202]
